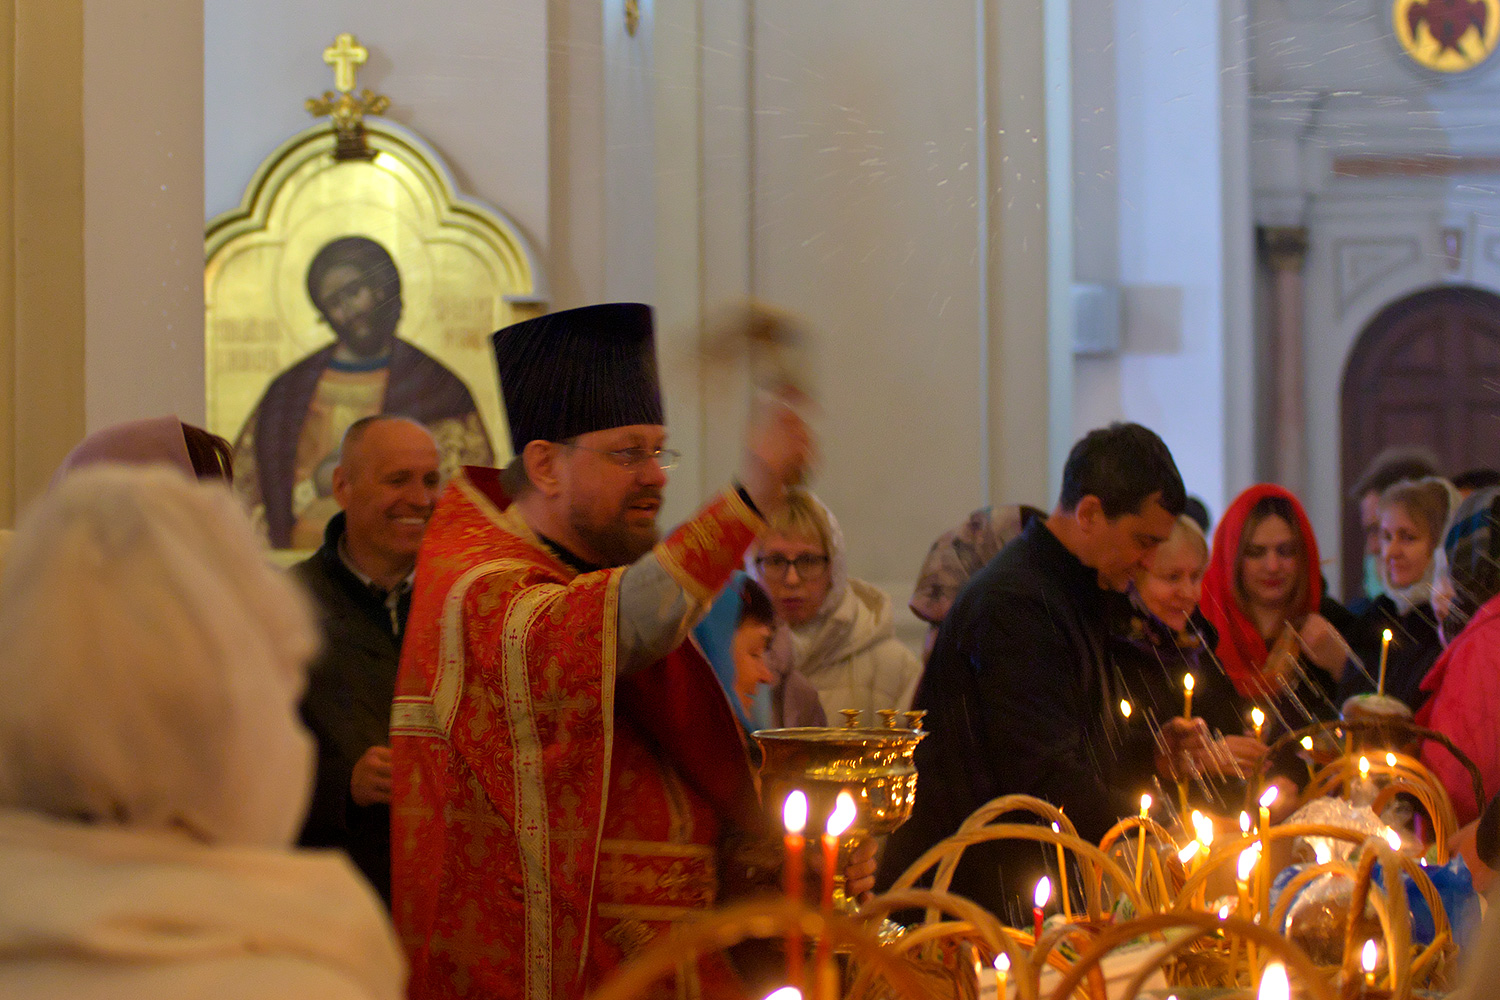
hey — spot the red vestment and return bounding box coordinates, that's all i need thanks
[391,467,766,1000]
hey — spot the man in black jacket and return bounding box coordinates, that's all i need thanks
[877,423,1187,920]
[295,414,441,905]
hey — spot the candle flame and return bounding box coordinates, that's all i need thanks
[1257,961,1289,1000]
[1300,736,1314,751]
[1239,811,1251,834]
[1183,673,1195,693]
[1362,938,1378,974]
[1384,827,1402,851]
[1259,785,1279,809]
[1359,756,1370,777]
[1033,874,1052,908]
[995,953,1010,973]
[1313,841,1332,865]
[783,790,807,834]
[1178,841,1200,864]
[1250,707,1265,728]
[826,791,856,837]
[1140,793,1152,817]
[1120,699,1132,718]
[1193,811,1215,846]
[1237,845,1259,882]
[1218,903,1231,919]
[1386,752,1397,767]
[764,989,802,1000]
[1382,628,1393,643]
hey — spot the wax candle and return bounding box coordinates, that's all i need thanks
[1377,628,1392,697]
[1258,786,1278,926]
[783,791,807,993]
[1251,706,1265,742]
[813,792,855,1000]
[1362,938,1378,990]
[1134,794,1151,893]
[1032,875,1050,942]
[1183,672,1195,718]
[1301,736,1316,783]
[995,953,1009,999]
[1050,820,1072,921]
[1237,845,1259,975]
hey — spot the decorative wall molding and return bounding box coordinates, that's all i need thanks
[1335,238,1420,313]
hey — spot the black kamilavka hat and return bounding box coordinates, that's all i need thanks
[491,303,665,451]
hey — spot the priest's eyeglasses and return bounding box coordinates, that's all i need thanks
[567,443,681,470]
[755,554,830,578]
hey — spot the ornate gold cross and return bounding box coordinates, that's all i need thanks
[323,33,368,93]
[306,33,389,161]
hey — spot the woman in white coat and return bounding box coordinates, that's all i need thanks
[0,466,404,1000]
[747,488,923,722]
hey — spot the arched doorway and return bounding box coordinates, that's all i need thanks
[1340,286,1500,595]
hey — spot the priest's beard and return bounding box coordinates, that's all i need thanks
[569,488,662,568]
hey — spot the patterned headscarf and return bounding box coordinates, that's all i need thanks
[908,505,1044,624]
[1438,485,1500,637]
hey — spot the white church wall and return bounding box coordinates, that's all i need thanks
[83,0,205,430]
[743,0,992,599]
[1072,0,1230,518]
[205,3,549,254]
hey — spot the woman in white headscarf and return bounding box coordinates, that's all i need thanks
[0,466,403,999]
[746,488,922,721]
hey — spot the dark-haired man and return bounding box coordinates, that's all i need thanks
[233,235,492,549]
[876,422,1187,918]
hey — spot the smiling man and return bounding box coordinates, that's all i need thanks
[295,414,442,906]
[389,303,840,1000]
[876,422,1187,919]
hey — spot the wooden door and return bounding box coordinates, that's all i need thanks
[1341,286,1500,595]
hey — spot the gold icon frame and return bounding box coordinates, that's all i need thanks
[205,118,547,471]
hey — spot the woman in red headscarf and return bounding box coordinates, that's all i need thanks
[1201,485,1360,738]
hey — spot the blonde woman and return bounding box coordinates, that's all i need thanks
[746,488,922,721]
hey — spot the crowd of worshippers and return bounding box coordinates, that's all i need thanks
[6,304,1500,999]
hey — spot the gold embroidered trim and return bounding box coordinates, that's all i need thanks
[599,839,714,859]
[503,581,562,1000]
[596,904,709,923]
[579,566,622,980]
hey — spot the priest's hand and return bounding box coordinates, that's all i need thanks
[351,745,393,807]
[741,391,815,515]
[844,837,879,906]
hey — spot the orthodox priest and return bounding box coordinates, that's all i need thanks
[390,303,817,1000]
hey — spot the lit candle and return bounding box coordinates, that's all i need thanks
[1386,752,1397,768]
[1120,698,1132,719]
[813,792,855,997]
[1258,960,1289,1000]
[1032,875,1051,942]
[764,988,802,1000]
[995,953,1009,999]
[1050,820,1072,921]
[1377,628,1392,697]
[782,791,807,993]
[1183,673,1195,719]
[1250,706,1265,742]
[1258,786,1278,923]
[1240,811,1251,836]
[1135,794,1151,893]
[1237,845,1260,974]
[1384,826,1402,853]
[1301,736,1316,783]
[1362,938,1378,989]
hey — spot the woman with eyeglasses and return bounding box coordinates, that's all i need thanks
[745,488,923,722]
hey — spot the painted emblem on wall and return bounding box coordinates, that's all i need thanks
[205,35,546,549]
[1394,0,1500,73]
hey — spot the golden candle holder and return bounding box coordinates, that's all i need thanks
[754,710,927,911]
